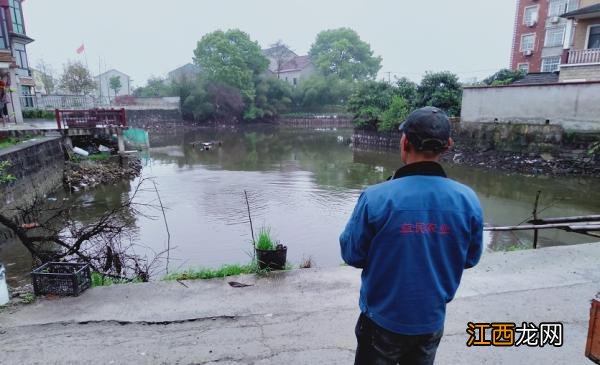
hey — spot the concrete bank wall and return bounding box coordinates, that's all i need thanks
[125,109,183,128]
[461,82,600,131]
[352,122,599,155]
[0,137,65,215]
[277,117,353,129]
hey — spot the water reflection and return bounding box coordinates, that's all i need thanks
[2,126,598,284]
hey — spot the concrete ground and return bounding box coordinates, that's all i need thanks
[0,119,58,131]
[0,243,599,365]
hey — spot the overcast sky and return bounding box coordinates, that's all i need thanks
[24,0,515,87]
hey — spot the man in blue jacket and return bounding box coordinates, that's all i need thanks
[340,106,484,365]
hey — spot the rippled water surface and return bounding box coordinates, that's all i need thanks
[2,126,599,283]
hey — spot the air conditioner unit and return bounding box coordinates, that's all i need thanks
[524,50,533,56]
[550,16,560,23]
[526,20,537,27]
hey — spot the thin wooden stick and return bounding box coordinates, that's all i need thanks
[244,190,256,249]
[532,191,541,249]
[153,180,171,274]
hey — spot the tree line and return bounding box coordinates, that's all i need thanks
[38,27,526,131]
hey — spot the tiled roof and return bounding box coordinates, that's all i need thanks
[279,55,312,73]
[562,4,600,18]
[512,72,559,85]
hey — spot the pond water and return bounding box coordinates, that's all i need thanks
[2,126,599,283]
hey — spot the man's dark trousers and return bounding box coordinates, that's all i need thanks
[354,314,443,365]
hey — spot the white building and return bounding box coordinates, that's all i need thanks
[262,45,315,85]
[95,69,131,105]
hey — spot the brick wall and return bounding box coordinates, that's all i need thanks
[559,64,600,81]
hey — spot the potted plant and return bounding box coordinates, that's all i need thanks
[254,227,287,271]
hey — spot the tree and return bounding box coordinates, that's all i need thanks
[182,80,245,123]
[309,28,382,81]
[416,71,462,117]
[394,77,418,107]
[59,61,96,95]
[266,41,295,78]
[482,69,525,86]
[193,29,268,101]
[133,77,171,97]
[379,95,410,132]
[35,59,56,94]
[0,179,169,282]
[109,76,122,98]
[347,81,398,129]
[246,76,293,120]
[292,74,355,111]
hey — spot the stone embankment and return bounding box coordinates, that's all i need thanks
[352,122,600,177]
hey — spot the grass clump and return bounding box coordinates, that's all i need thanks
[20,293,36,304]
[87,153,112,162]
[164,263,258,281]
[255,227,276,251]
[91,272,142,287]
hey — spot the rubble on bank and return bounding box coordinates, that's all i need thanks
[63,157,142,192]
[440,147,600,177]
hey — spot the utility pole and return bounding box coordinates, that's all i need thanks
[386,71,392,83]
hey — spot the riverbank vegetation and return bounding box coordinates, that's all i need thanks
[134,28,382,123]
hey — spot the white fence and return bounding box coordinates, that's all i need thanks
[20,94,98,110]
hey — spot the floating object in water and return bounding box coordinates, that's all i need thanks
[191,140,223,151]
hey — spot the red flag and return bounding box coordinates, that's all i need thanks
[76,44,85,54]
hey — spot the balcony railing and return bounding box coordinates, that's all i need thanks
[568,49,600,64]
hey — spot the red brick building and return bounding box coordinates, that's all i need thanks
[510,0,581,73]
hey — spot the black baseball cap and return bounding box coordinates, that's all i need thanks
[399,106,451,152]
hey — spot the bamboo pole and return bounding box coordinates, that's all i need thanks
[529,215,600,225]
[485,223,600,231]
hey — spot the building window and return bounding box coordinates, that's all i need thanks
[0,10,7,49]
[12,42,28,70]
[588,25,600,49]
[523,6,538,25]
[9,0,24,34]
[517,63,530,74]
[520,34,536,52]
[21,85,33,108]
[545,27,565,47]
[548,0,577,17]
[542,56,561,72]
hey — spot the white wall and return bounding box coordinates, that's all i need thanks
[96,70,131,105]
[461,82,600,131]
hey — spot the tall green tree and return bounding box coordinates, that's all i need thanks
[394,77,418,107]
[109,76,122,98]
[59,61,96,95]
[293,74,354,111]
[416,71,462,117]
[347,81,398,129]
[379,95,410,132]
[246,76,293,120]
[193,29,268,101]
[309,28,382,81]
